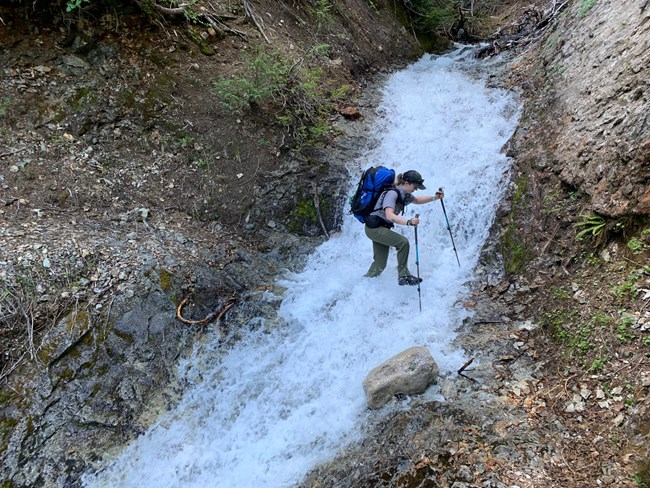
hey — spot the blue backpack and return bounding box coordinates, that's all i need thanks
[349,166,396,223]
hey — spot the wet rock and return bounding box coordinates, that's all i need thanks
[338,106,362,119]
[363,346,439,409]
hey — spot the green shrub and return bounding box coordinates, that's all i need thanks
[577,0,598,18]
[66,0,89,11]
[403,0,457,32]
[0,98,11,119]
[627,237,645,253]
[574,214,606,241]
[213,48,289,112]
[313,0,334,29]
[213,44,348,147]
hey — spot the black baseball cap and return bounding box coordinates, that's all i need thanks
[403,170,426,190]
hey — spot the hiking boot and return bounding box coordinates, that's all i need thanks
[398,275,423,286]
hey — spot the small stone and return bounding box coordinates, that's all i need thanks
[339,106,362,119]
[641,373,650,387]
[457,466,473,482]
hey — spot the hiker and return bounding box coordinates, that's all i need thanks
[364,170,444,286]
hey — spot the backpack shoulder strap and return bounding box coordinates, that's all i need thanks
[377,186,400,209]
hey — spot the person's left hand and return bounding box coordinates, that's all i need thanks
[408,216,420,226]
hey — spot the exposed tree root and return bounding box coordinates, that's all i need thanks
[176,292,237,327]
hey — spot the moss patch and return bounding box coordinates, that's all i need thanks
[500,176,532,273]
[159,268,174,292]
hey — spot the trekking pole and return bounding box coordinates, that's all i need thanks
[438,188,461,267]
[414,213,422,312]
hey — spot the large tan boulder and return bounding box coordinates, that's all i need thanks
[362,346,439,409]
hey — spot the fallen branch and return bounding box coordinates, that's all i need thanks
[458,355,477,382]
[176,292,237,326]
[242,0,270,43]
[478,0,571,58]
[202,13,249,40]
[0,147,28,158]
[0,351,28,383]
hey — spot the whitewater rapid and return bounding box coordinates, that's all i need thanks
[83,47,520,488]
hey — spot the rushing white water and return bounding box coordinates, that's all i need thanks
[83,47,519,488]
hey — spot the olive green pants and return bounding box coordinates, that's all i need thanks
[364,225,412,278]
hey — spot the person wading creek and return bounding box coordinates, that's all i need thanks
[364,170,444,285]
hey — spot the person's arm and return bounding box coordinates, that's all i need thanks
[386,207,418,226]
[412,189,444,204]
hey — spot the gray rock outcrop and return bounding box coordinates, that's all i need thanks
[512,0,650,216]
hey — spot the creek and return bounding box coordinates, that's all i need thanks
[82,46,520,488]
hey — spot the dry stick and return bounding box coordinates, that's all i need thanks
[241,0,270,43]
[25,308,36,362]
[458,356,476,375]
[559,448,577,476]
[612,357,648,377]
[0,351,28,383]
[458,355,478,382]
[203,14,248,40]
[620,254,646,267]
[0,147,28,158]
[540,224,561,255]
